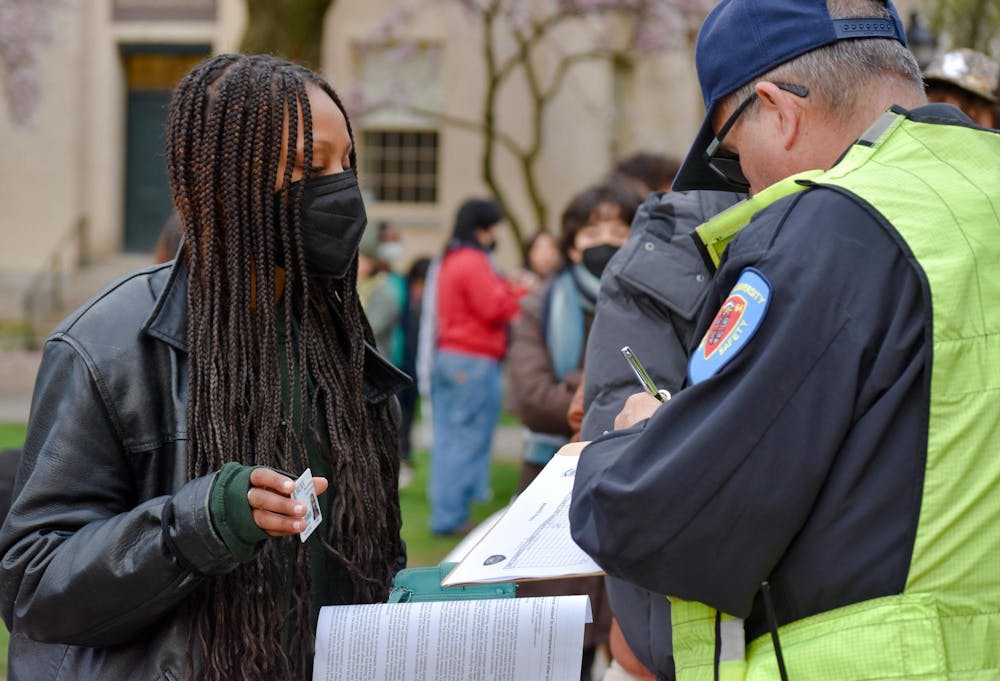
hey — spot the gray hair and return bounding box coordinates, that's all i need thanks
[724,0,923,122]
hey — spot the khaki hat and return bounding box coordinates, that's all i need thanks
[924,48,999,103]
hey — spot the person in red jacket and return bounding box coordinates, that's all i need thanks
[429,199,528,534]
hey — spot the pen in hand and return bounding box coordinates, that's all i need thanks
[621,346,671,402]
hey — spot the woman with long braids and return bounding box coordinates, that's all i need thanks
[0,54,408,680]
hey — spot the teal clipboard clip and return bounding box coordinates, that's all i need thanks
[387,562,516,603]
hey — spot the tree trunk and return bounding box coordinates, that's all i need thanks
[240,0,336,69]
[480,4,529,258]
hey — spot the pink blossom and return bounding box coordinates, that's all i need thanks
[0,0,73,129]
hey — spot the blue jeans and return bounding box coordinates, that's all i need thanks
[429,350,501,533]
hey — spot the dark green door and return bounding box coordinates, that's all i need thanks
[122,48,209,253]
[123,89,173,252]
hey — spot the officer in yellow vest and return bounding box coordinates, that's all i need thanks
[569,1,1000,680]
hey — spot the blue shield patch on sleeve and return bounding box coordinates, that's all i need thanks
[688,268,771,385]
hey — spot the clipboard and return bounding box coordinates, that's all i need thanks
[386,562,516,603]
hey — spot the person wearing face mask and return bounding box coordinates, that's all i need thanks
[0,54,410,681]
[377,223,410,369]
[508,181,641,488]
[358,221,407,363]
[359,221,416,484]
[577,180,743,681]
[505,180,641,679]
[428,198,528,536]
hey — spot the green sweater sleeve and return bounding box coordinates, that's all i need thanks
[209,462,270,562]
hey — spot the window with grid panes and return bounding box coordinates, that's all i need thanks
[362,130,438,203]
[356,43,442,204]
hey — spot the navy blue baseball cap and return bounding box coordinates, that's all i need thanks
[673,0,907,192]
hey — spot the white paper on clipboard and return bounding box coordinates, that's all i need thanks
[442,442,602,587]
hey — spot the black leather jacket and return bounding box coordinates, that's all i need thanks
[0,258,408,681]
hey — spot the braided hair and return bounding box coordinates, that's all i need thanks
[165,54,403,680]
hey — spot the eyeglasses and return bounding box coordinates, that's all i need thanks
[704,82,809,189]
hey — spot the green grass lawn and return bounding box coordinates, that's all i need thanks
[0,425,26,451]
[0,423,518,674]
[0,423,25,675]
[400,449,519,567]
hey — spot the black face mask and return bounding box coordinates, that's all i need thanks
[580,243,619,278]
[275,169,367,278]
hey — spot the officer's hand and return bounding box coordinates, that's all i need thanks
[614,392,663,430]
[247,467,329,537]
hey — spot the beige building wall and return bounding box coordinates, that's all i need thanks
[332,0,921,270]
[0,0,926,314]
[323,1,707,270]
[0,0,245,317]
[81,0,246,265]
[0,4,87,289]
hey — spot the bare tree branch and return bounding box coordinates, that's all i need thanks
[362,101,525,158]
[480,0,530,249]
[511,28,550,232]
[356,0,707,256]
[495,8,578,87]
[543,48,622,103]
[0,0,71,129]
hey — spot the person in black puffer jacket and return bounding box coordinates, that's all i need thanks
[581,188,742,680]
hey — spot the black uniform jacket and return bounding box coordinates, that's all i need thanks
[571,169,931,660]
[0,258,408,681]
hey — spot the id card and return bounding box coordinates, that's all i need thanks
[292,468,322,542]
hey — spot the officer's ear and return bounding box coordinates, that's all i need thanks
[756,81,804,152]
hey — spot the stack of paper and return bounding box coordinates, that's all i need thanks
[313,595,593,681]
[442,442,602,587]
